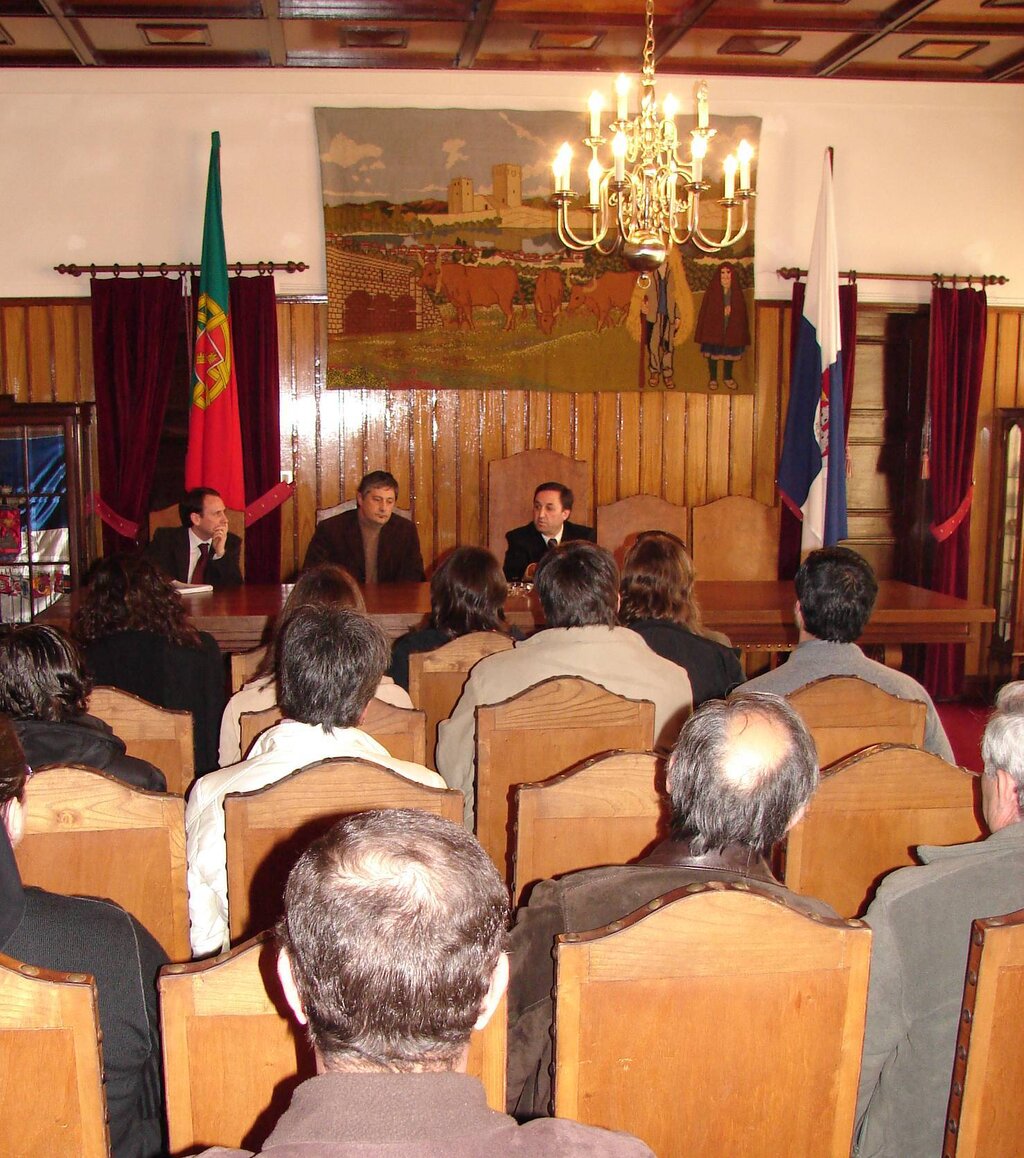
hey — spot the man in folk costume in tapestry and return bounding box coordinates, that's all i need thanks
[694,261,750,391]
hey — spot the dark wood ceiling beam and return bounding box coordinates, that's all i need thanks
[987,47,1024,80]
[455,0,497,67]
[815,0,944,77]
[38,0,95,64]
[653,0,719,60]
[906,19,1024,35]
[262,0,287,66]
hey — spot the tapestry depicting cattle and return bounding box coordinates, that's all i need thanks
[315,107,759,393]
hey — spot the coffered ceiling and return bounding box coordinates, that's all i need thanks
[1,0,1021,81]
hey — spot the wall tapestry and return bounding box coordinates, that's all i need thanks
[316,107,759,394]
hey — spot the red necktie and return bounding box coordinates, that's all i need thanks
[546,538,557,550]
[192,542,210,583]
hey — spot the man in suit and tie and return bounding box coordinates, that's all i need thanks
[146,486,243,588]
[502,482,596,581]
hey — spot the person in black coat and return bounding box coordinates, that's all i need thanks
[502,482,596,582]
[0,624,164,792]
[145,487,242,588]
[619,530,745,706]
[73,557,225,775]
[0,716,167,1157]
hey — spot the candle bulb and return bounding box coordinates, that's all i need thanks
[613,131,627,183]
[554,142,572,193]
[738,139,753,191]
[696,80,709,130]
[615,75,630,122]
[588,92,603,138]
[588,158,602,206]
[723,154,737,199]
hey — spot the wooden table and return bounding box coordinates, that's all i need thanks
[40,580,994,660]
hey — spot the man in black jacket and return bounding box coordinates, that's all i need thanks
[146,487,243,587]
[502,482,596,581]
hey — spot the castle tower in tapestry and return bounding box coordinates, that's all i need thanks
[491,164,521,209]
[448,177,474,214]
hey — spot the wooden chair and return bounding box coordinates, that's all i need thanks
[596,495,689,566]
[487,449,592,563]
[408,631,516,770]
[784,743,982,918]
[0,951,108,1158]
[475,677,655,885]
[150,502,246,577]
[511,750,668,905]
[239,701,427,766]
[690,495,780,581]
[553,883,871,1157]
[785,675,928,768]
[230,645,268,694]
[87,685,195,796]
[224,757,464,943]
[943,908,1024,1158]
[15,764,191,961]
[160,932,508,1155]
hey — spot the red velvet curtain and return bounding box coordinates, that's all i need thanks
[91,276,182,554]
[923,285,987,699]
[229,276,281,583]
[778,281,859,579]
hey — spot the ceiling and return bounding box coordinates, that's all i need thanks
[1,0,1021,82]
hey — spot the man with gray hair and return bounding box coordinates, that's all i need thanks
[506,691,835,1118]
[854,683,1024,1157]
[199,809,652,1156]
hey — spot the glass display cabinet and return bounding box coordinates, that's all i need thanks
[0,397,95,623]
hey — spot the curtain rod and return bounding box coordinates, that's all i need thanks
[777,267,1008,287]
[54,261,308,278]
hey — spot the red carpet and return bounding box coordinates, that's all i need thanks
[936,700,989,773]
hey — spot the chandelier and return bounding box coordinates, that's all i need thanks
[551,0,755,277]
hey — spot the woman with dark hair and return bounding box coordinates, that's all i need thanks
[0,715,167,1157]
[218,563,412,766]
[72,556,225,774]
[389,546,519,690]
[0,624,164,791]
[619,531,745,706]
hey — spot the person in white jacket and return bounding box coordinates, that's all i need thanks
[187,604,445,957]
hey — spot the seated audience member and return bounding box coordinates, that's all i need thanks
[0,715,167,1157]
[196,808,652,1157]
[302,470,425,582]
[437,541,692,825]
[619,530,745,706]
[389,546,521,691]
[743,546,954,760]
[506,692,833,1117]
[186,605,445,958]
[502,482,597,582]
[219,563,411,766]
[854,685,1024,1157]
[73,557,225,775]
[0,624,164,792]
[145,486,242,588]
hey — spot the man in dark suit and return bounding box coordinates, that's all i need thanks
[146,487,243,587]
[502,481,596,581]
[302,470,425,582]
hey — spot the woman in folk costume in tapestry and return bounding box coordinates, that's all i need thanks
[694,261,750,391]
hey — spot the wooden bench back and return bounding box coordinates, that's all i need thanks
[88,685,195,796]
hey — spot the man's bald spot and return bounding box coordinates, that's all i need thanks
[719,709,791,791]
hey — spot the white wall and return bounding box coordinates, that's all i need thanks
[2,69,1021,305]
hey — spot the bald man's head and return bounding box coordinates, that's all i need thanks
[667,693,819,855]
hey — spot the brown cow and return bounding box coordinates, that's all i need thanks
[566,271,639,332]
[419,259,518,331]
[533,268,565,335]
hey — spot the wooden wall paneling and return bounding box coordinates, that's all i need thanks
[503,390,528,460]
[618,391,641,500]
[291,303,321,578]
[573,393,595,478]
[2,306,29,399]
[388,388,414,519]
[432,391,460,562]
[527,389,548,449]
[754,303,786,508]
[638,392,664,498]
[52,305,80,403]
[684,394,709,507]
[730,394,755,497]
[479,389,505,554]
[360,388,389,489]
[661,392,686,506]
[705,393,732,500]
[27,306,55,402]
[410,391,436,569]
[458,391,482,550]
[594,393,619,506]
[549,394,573,459]
[77,303,94,403]
[275,302,298,578]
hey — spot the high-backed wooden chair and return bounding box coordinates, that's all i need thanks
[511,750,668,905]
[160,932,507,1154]
[15,764,191,961]
[553,883,871,1157]
[239,701,427,766]
[596,495,689,566]
[487,450,592,563]
[943,908,1024,1158]
[0,951,108,1158]
[88,685,195,796]
[230,646,267,694]
[150,502,246,578]
[224,758,464,943]
[408,631,516,770]
[786,675,928,768]
[784,743,982,918]
[475,677,655,885]
[690,495,780,581]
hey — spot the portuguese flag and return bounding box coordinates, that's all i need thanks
[185,131,245,510]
